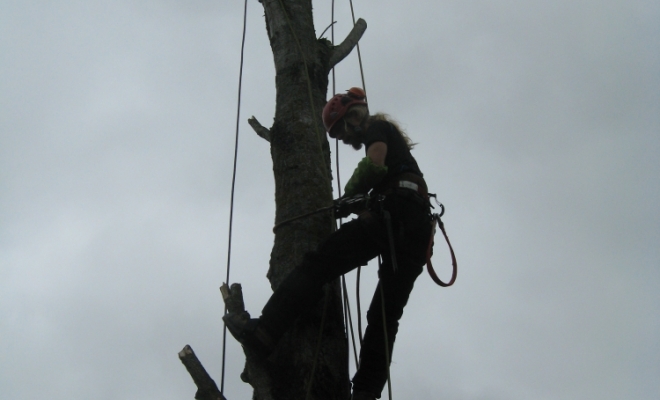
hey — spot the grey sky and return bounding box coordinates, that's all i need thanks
[1,1,658,399]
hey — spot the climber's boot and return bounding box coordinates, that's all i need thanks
[223,312,276,358]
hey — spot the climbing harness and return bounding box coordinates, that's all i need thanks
[370,184,459,287]
[271,190,458,288]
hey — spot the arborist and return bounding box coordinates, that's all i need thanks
[224,87,433,400]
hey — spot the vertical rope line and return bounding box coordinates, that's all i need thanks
[332,0,341,198]
[348,0,367,98]
[347,0,367,349]
[276,0,332,186]
[220,0,248,394]
[331,0,356,368]
[357,266,363,344]
[306,287,331,400]
[330,0,346,342]
[330,9,339,207]
[341,274,349,334]
[330,0,361,380]
[342,276,360,367]
[378,256,394,400]
[331,0,336,96]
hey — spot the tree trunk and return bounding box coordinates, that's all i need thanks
[238,1,366,399]
[179,2,367,398]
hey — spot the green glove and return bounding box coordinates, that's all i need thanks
[343,156,388,197]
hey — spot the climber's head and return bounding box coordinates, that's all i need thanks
[323,87,368,132]
[323,87,369,149]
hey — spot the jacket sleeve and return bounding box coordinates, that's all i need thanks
[343,156,388,197]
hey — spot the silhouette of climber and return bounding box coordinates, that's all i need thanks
[225,87,432,400]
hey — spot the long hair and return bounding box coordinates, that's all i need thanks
[345,106,416,150]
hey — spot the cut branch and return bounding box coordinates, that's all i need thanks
[220,283,275,398]
[178,345,227,400]
[328,18,367,70]
[248,116,271,142]
[220,283,247,314]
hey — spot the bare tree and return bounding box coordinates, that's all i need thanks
[181,1,367,399]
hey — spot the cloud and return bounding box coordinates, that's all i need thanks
[1,1,658,399]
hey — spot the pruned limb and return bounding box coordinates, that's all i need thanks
[220,283,247,315]
[220,283,275,398]
[248,116,271,142]
[328,18,367,70]
[178,345,227,400]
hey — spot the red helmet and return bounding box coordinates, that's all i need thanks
[322,87,367,133]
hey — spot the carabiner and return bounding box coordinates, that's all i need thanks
[438,203,445,217]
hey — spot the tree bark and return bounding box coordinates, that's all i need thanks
[235,1,366,399]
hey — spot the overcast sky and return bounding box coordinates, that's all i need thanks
[1,1,658,399]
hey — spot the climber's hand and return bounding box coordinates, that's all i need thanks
[333,194,369,219]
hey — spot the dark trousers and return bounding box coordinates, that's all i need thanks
[260,193,432,397]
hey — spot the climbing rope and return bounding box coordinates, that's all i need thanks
[330,0,375,395]
[330,0,363,371]
[356,266,364,344]
[305,286,332,400]
[349,0,368,100]
[220,0,248,395]
[330,0,361,370]
[347,0,371,381]
[347,0,369,349]
[377,257,394,400]
[342,276,360,366]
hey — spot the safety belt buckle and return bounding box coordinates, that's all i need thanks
[398,180,419,192]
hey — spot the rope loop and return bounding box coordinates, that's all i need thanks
[426,213,458,287]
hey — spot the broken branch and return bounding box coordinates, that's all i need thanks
[248,116,271,142]
[328,18,367,70]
